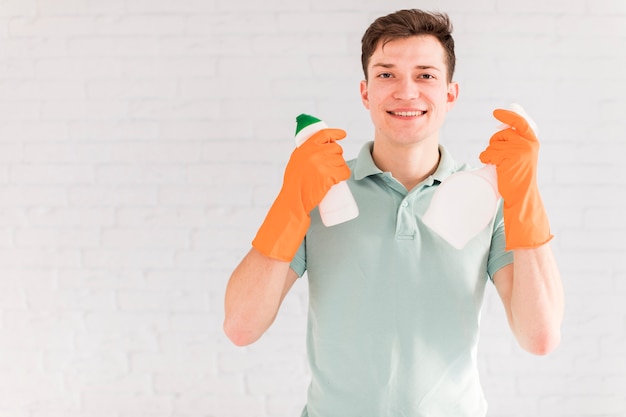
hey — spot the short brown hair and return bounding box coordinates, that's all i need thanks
[361,9,456,82]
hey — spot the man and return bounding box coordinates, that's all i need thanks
[224,9,564,417]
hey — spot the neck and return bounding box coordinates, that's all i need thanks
[371,140,440,191]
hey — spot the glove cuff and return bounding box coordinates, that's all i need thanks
[503,187,553,250]
[251,193,310,262]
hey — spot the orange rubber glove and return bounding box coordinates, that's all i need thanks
[479,109,553,250]
[252,128,351,261]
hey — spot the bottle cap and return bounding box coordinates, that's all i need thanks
[294,113,328,147]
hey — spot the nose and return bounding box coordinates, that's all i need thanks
[393,76,419,100]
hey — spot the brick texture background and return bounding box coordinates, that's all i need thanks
[1,0,625,416]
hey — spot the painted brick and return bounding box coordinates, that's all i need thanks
[0,2,624,417]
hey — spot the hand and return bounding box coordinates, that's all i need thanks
[252,128,350,261]
[479,108,552,250]
[284,128,350,215]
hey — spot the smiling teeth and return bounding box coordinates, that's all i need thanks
[391,111,423,116]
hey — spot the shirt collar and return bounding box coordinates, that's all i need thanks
[353,141,459,184]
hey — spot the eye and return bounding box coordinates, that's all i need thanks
[377,72,393,79]
[419,74,435,80]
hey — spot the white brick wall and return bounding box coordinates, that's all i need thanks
[0,0,624,416]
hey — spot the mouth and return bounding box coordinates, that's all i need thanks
[387,110,427,117]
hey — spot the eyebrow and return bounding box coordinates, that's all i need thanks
[371,63,442,72]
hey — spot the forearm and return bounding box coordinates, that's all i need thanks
[509,244,564,354]
[223,248,294,346]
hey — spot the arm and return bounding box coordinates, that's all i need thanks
[480,107,563,354]
[224,121,350,346]
[492,243,564,355]
[223,248,299,346]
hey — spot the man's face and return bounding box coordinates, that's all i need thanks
[360,35,458,147]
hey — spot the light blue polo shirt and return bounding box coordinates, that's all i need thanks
[290,142,513,417]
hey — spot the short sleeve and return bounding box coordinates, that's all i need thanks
[289,237,307,277]
[487,200,514,281]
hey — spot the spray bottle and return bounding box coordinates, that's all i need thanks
[422,104,537,249]
[294,114,359,227]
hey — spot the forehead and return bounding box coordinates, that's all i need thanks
[369,35,446,67]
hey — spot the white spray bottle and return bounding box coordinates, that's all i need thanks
[294,114,359,227]
[422,103,537,249]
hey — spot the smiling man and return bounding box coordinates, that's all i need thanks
[224,9,564,417]
[361,34,458,191]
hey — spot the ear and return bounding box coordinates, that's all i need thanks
[446,81,459,111]
[360,79,370,109]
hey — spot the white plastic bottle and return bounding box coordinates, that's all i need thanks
[422,163,500,249]
[422,103,537,249]
[294,114,359,227]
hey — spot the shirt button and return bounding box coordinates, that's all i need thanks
[401,201,408,207]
